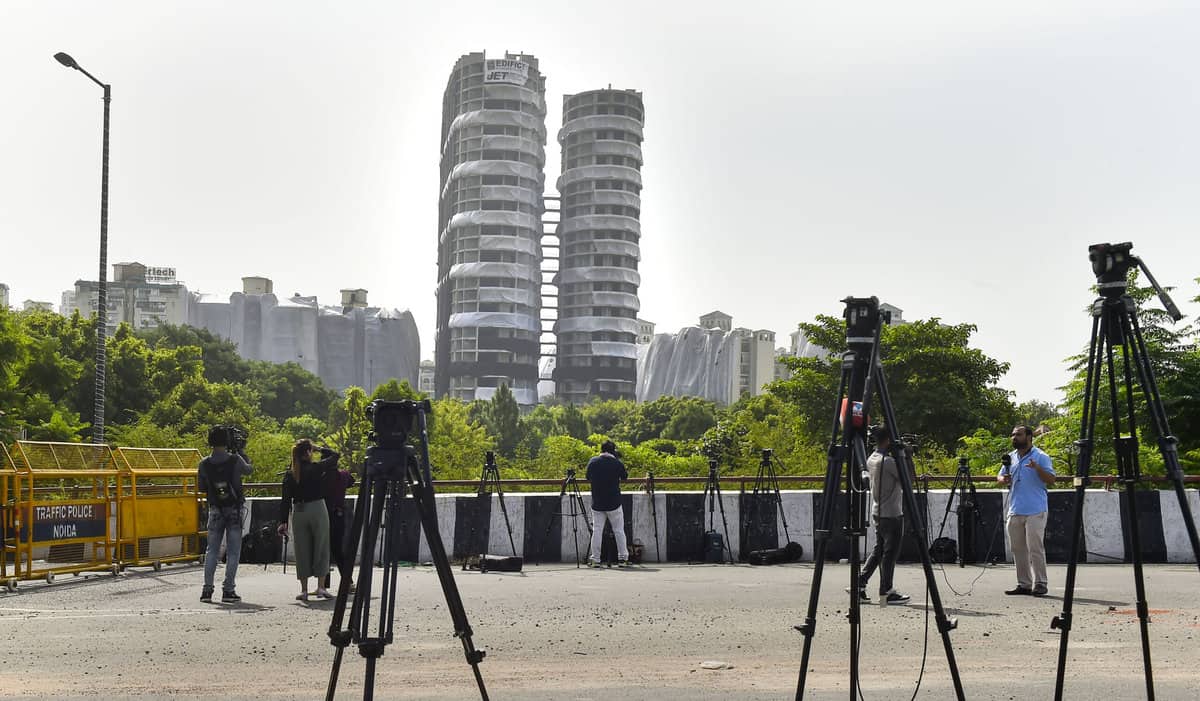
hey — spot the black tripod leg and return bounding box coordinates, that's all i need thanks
[1054,312,1103,700]
[537,480,570,565]
[714,483,735,565]
[795,444,846,700]
[495,489,518,558]
[411,464,489,699]
[326,475,372,701]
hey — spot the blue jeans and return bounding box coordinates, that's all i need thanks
[204,505,243,591]
[861,516,904,595]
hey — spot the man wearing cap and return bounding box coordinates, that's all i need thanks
[586,440,629,568]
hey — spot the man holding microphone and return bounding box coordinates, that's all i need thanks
[997,425,1056,597]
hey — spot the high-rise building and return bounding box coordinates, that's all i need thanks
[436,51,547,406]
[553,88,645,403]
[0,283,9,310]
[69,262,189,332]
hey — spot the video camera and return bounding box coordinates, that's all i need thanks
[212,424,249,456]
[365,399,430,449]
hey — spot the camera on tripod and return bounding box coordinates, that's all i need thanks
[365,399,428,449]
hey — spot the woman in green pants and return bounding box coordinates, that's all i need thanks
[277,439,339,601]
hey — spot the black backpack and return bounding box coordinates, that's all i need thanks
[203,456,242,509]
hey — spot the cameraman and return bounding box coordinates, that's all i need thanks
[586,440,629,568]
[197,426,253,603]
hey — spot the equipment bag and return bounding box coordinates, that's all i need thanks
[747,541,804,566]
[476,554,523,573]
[202,457,241,509]
[929,537,958,564]
[703,530,726,563]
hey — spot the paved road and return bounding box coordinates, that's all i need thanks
[1,560,1197,700]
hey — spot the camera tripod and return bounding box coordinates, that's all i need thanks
[931,457,985,567]
[537,468,592,566]
[325,400,487,701]
[1051,242,1200,700]
[695,460,734,564]
[641,471,662,562]
[794,297,964,701]
[740,448,794,558]
[473,451,517,557]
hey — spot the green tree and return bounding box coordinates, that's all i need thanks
[559,404,590,441]
[247,361,337,423]
[324,386,372,471]
[661,398,718,441]
[370,378,425,402]
[582,399,635,437]
[480,384,523,457]
[138,324,252,385]
[283,414,329,440]
[426,398,495,480]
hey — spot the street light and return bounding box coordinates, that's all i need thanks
[54,51,111,445]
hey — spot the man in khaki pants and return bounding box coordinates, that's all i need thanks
[997,425,1056,597]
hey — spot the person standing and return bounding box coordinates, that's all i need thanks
[998,425,1056,597]
[277,439,339,601]
[586,440,629,568]
[197,426,253,603]
[322,464,356,593]
[856,426,911,606]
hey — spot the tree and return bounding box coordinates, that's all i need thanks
[559,404,590,441]
[426,398,495,480]
[370,378,425,402]
[582,399,635,437]
[661,399,718,441]
[248,361,337,423]
[324,386,372,471]
[480,384,523,458]
[138,324,252,385]
[769,312,1017,452]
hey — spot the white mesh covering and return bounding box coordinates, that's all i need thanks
[449,311,539,332]
[473,386,538,405]
[448,261,540,281]
[447,109,547,135]
[557,115,644,141]
[557,164,643,191]
[584,291,641,310]
[555,267,641,286]
[555,316,638,334]
[563,240,641,259]
[189,292,420,394]
[590,341,639,358]
[558,214,641,236]
[478,235,538,254]
[636,327,739,404]
[477,287,537,305]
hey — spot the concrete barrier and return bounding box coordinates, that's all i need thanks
[221,489,1200,566]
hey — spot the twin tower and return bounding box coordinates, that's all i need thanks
[435,52,645,406]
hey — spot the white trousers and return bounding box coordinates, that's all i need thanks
[1007,511,1048,589]
[589,506,629,562]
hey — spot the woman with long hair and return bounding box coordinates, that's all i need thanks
[277,438,339,601]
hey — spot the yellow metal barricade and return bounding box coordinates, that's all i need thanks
[114,447,204,570]
[2,441,120,590]
[2,443,17,587]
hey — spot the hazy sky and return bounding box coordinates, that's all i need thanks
[3,1,1199,404]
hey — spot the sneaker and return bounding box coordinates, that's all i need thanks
[882,590,910,606]
[844,587,871,602]
[587,560,601,569]
[617,560,630,568]
[221,590,241,603]
[1032,585,1048,598]
[1005,586,1033,596]
[200,586,214,603]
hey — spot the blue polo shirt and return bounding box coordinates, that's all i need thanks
[1001,446,1055,516]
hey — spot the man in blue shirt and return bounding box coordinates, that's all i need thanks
[997,425,1056,597]
[586,440,629,568]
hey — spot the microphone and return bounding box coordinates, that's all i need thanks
[1001,454,1013,485]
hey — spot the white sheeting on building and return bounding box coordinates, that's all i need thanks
[636,327,740,405]
[449,311,539,332]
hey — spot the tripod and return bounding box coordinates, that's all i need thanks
[325,400,487,701]
[1052,242,1200,701]
[642,471,662,563]
[697,460,735,565]
[932,457,985,567]
[794,297,964,701]
[741,448,794,557]
[474,450,517,557]
[538,468,592,567]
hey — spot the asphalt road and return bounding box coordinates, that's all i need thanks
[2,560,1198,700]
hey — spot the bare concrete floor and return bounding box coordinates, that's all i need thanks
[1,560,1198,700]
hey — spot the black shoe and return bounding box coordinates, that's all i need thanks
[1005,586,1033,596]
[884,591,911,605]
[200,586,214,603]
[221,590,241,603]
[844,587,870,602]
[1032,586,1048,597]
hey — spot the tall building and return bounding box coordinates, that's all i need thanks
[436,51,548,406]
[636,316,777,404]
[553,88,645,403]
[0,283,9,310]
[68,262,189,332]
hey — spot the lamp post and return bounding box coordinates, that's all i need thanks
[54,51,110,445]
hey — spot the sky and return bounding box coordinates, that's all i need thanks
[3,0,1199,405]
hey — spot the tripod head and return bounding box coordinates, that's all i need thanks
[485,450,496,468]
[1088,242,1182,320]
[956,456,970,475]
[707,459,719,480]
[566,467,577,480]
[842,296,890,352]
[760,448,772,466]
